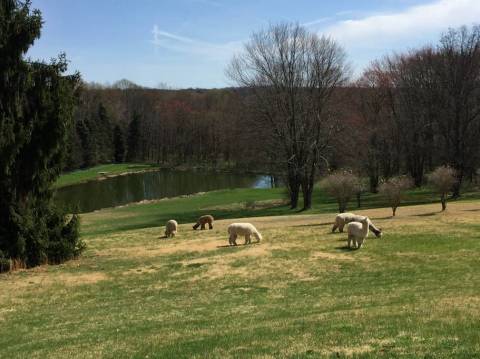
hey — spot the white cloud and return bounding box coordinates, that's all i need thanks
[324,0,480,49]
[151,25,242,60]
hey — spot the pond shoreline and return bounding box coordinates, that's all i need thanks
[56,163,279,189]
[55,168,279,213]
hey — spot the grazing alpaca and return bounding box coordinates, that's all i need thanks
[332,213,382,238]
[347,216,369,249]
[165,220,178,238]
[227,223,262,246]
[193,215,214,230]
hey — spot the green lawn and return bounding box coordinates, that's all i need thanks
[1,187,480,358]
[55,163,159,188]
[79,185,480,238]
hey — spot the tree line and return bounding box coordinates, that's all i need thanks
[69,24,480,210]
[65,86,268,172]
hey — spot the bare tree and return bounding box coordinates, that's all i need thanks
[433,26,480,196]
[355,62,401,191]
[227,23,349,209]
[320,170,359,213]
[379,176,414,216]
[428,165,457,211]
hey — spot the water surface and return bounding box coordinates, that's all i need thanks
[55,169,277,213]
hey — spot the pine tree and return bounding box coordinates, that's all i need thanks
[0,0,84,269]
[126,112,142,162]
[113,125,125,163]
[96,103,114,163]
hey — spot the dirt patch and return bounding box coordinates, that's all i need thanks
[324,345,374,356]
[436,295,480,315]
[311,251,354,261]
[0,270,108,294]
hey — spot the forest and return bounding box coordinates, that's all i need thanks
[69,23,480,198]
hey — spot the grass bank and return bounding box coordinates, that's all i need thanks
[78,185,480,238]
[55,163,160,188]
[0,199,479,357]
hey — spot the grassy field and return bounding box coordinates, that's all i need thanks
[1,187,480,357]
[54,163,160,188]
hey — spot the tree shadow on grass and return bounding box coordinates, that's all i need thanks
[463,208,480,212]
[292,222,332,228]
[414,211,439,217]
[371,216,393,220]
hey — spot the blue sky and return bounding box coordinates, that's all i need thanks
[29,0,480,88]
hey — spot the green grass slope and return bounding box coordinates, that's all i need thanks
[1,197,479,358]
[55,163,159,188]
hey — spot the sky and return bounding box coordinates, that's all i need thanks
[28,0,480,89]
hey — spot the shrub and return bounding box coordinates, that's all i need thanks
[354,178,368,208]
[245,200,257,210]
[428,166,457,211]
[320,170,359,213]
[379,176,414,216]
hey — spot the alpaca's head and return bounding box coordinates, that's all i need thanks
[374,228,383,238]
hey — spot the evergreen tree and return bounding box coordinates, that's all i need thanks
[96,103,113,163]
[0,0,84,269]
[113,125,125,163]
[126,112,142,162]
[76,119,97,167]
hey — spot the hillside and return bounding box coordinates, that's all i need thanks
[1,200,479,357]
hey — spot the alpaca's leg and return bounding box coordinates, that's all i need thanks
[245,234,251,245]
[208,222,213,230]
[339,223,345,233]
[332,223,338,233]
[347,235,352,248]
[201,223,205,230]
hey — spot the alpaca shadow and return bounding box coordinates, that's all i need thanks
[335,245,355,252]
[158,235,170,240]
[216,243,259,249]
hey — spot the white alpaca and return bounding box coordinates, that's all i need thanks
[227,223,262,246]
[347,216,369,249]
[332,213,382,238]
[165,219,178,238]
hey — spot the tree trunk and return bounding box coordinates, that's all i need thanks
[356,193,361,208]
[339,201,346,213]
[301,181,313,210]
[288,181,300,209]
[392,207,397,216]
[369,174,379,193]
[441,194,446,211]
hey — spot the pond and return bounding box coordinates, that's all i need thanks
[55,169,279,213]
